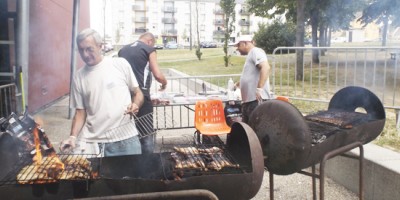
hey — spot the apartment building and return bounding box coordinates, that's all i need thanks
[91,0,271,46]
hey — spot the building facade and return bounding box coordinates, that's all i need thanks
[91,0,271,46]
[0,0,90,114]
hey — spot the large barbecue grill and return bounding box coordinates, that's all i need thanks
[0,122,264,200]
[248,86,386,199]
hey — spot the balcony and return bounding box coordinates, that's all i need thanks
[240,30,251,35]
[162,7,177,13]
[135,28,149,34]
[214,9,224,15]
[162,29,177,35]
[132,5,148,11]
[239,20,252,26]
[214,19,224,25]
[213,30,225,36]
[134,17,149,23]
[239,9,251,15]
[162,17,177,24]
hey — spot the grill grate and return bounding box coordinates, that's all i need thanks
[103,112,177,142]
[305,110,370,129]
[0,154,99,185]
[160,139,249,180]
[305,110,371,144]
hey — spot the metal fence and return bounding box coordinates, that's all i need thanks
[151,73,241,130]
[271,47,400,129]
[151,72,241,96]
[151,47,400,130]
[271,47,399,105]
[0,83,16,118]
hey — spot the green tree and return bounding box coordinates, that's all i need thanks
[254,21,296,54]
[248,0,364,65]
[195,0,202,60]
[358,0,400,46]
[247,0,306,80]
[220,0,235,67]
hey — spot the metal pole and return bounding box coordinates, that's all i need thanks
[16,0,30,113]
[68,0,80,119]
[103,0,106,54]
[189,0,192,50]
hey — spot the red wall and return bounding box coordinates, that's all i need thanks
[28,0,89,112]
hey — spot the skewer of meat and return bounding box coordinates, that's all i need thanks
[207,154,223,171]
[215,153,240,168]
[171,152,184,169]
[187,147,206,169]
[198,146,223,154]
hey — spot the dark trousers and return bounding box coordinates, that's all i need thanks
[137,96,155,154]
[242,100,267,123]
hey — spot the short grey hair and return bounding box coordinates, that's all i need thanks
[76,28,103,45]
[139,32,155,42]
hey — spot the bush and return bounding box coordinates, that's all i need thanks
[254,20,296,54]
[195,47,202,60]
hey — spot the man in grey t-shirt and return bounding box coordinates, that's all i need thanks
[235,35,272,123]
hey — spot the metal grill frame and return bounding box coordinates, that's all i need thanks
[0,154,99,185]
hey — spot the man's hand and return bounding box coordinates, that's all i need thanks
[125,102,139,116]
[256,88,263,102]
[159,84,167,91]
[60,136,77,153]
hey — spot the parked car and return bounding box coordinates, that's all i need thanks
[304,38,312,45]
[200,41,217,48]
[165,41,178,49]
[154,43,164,49]
[331,37,347,43]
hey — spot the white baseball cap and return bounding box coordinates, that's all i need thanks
[234,35,253,46]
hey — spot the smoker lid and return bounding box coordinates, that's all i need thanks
[328,86,385,120]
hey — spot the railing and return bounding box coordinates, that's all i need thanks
[133,17,148,23]
[162,7,177,13]
[162,17,177,24]
[213,30,225,36]
[132,5,148,11]
[134,28,148,34]
[151,73,241,130]
[214,9,224,15]
[238,20,251,26]
[151,72,241,96]
[214,20,224,25]
[161,29,177,35]
[0,83,16,118]
[271,46,400,129]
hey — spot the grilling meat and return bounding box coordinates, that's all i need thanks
[17,165,51,184]
[305,110,370,129]
[171,146,239,171]
[17,155,93,184]
[62,155,92,172]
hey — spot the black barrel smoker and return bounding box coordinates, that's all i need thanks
[248,86,386,199]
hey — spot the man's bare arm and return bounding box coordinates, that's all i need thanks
[149,52,167,90]
[257,60,271,88]
[126,86,144,115]
[70,109,86,137]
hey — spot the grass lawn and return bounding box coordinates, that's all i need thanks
[157,48,245,75]
[155,46,400,152]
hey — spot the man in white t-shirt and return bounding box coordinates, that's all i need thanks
[235,35,272,123]
[60,28,144,156]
